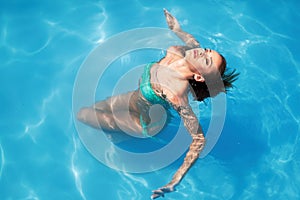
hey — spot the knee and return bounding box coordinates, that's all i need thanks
[77,107,90,122]
[93,101,111,112]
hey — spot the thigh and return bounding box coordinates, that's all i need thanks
[94,90,140,113]
[77,106,143,134]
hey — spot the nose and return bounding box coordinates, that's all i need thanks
[204,48,212,53]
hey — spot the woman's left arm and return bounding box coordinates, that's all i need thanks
[164,9,200,48]
[151,104,205,199]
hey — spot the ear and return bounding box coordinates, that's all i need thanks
[194,74,205,82]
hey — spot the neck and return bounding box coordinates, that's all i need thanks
[158,56,179,66]
[159,57,194,80]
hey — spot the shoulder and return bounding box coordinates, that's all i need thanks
[167,46,186,57]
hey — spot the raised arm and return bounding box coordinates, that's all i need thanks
[151,104,205,199]
[164,9,200,48]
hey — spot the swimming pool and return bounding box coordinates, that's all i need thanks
[1,0,300,199]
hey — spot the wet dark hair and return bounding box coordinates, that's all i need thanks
[189,54,239,101]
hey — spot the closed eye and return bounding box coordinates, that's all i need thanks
[206,58,210,65]
[204,49,213,66]
[205,57,213,66]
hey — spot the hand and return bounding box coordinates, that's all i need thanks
[151,184,175,199]
[164,9,181,32]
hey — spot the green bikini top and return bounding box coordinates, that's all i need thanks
[140,62,169,106]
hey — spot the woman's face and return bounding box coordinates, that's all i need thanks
[185,48,222,79]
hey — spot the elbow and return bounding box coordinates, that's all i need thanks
[192,134,205,152]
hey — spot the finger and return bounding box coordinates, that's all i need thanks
[163,9,169,17]
[164,9,173,19]
[151,193,160,199]
[152,189,164,195]
[163,8,169,14]
[161,187,171,192]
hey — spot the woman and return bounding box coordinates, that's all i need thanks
[77,9,238,199]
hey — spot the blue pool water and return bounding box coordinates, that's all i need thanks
[1,0,300,199]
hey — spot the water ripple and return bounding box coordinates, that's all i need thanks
[71,133,87,200]
[43,2,108,45]
[0,142,4,180]
[1,14,51,57]
[116,171,144,200]
[20,182,40,200]
[93,2,108,44]
[235,13,291,40]
[21,89,59,143]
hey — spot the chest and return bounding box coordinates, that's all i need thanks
[150,64,189,105]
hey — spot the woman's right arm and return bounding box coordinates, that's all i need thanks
[151,103,205,199]
[164,9,200,48]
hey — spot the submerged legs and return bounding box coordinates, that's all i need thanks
[77,91,144,138]
[77,90,168,140]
